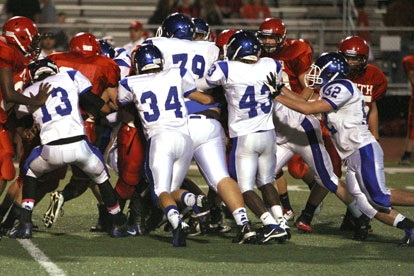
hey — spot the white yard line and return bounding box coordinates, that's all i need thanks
[18,239,66,276]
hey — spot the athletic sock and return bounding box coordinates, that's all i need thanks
[306,179,317,190]
[347,201,363,218]
[270,205,284,220]
[260,211,277,226]
[396,216,414,230]
[232,207,249,226]
[0,206,9,218]
[181,192,196,208]
[279,192,293,210]
[303,202,317,220]
[166,205,181,229]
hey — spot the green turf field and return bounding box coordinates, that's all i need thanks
[1,168,414,276]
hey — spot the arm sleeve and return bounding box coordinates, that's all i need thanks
[205,61,227,87]
[181,69,197,98]
[320,83,353,109]
[118,78,134,105]
[70,70,93,95]
[79,90,105,113]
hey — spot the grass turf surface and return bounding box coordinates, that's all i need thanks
[1,169,414,276]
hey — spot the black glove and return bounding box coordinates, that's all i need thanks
[264,72,284,99]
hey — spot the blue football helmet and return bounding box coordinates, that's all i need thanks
[28,58,59,82]
[99,39,116,59]
[226,30,261,61]
[156,13,195,40]
[305,52,349,88]
[133,44,164,74]
[192,18,210,41]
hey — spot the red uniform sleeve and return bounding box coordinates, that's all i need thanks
[105,60,120,87]
[403,56,414,74]
[0,45,15,68]
[372,67,387,102]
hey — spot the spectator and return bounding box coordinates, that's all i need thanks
[215,0,242,18]
[355,0,374,61]
[199,0,223,25]
[123,20,146,55]
[5,0,41,22]
[148,0,178,25]
[54,12,69,51]
[39,32,56,59]
[175,0,200,18]
[40,0,58,33]
[241,0,270,22]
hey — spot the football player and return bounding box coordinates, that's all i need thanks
[400,55,414,164]
[0,16,50,199]
[256,18,323,221]
[42,32,121,230]
[117,44,213,246]
[10,58,126,238]
[204,30,289,244]
[271,52,414,245]
[147,13,256,243]
[192,17,210,41]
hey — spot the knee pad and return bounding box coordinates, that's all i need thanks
[115,178,136,200]
[287,155,308,179]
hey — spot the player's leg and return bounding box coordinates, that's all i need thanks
[0,126,16,196]
[401,95,414,164]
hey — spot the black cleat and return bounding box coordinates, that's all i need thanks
[192,195,211,234]
[172,221,190,247]
[90,204,111,232]
[9,223,33,239]
[127,192,147,235]
[256,224,287,244]
[232,222,257,244]
[399,228,414,246]
[353,214,370,241]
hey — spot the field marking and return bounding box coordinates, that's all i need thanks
[18,239,66,276]
[189,165,414,174]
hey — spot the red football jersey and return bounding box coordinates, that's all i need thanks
[0,38,30,124]
[348,64,387,110]
[403,55,414,95]
[48,52,120,96]
[264,40,312,94]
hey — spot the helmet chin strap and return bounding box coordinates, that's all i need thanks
[232,46,242,60]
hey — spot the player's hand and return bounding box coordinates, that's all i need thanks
[264,72,284,99]
[30,83,54,106]
[22,125,38,142]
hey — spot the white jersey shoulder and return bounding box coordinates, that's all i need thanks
[117,67,197,139]
[18,70,92,145]
[320,79,376,159]
[114,47,131,79]
[206,57,282,138]
[145,37,219,80]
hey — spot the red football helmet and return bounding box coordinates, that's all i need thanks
[215,29,237,48]
[338,36,369,77]
[2,16,40,59]
[256,18,286,54]
[70,32,102,56]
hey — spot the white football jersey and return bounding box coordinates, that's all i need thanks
[114,48,131,79]
[118,67,196,139]
[17,70,92,145]
[273,101,306,144]
[206,58,282,138]
[320,79,376,159]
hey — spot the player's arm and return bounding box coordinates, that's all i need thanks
[101,86,119,111]
[368,101,379,140]
[298,72,315,100]
[408,69,414,87]
[79,90,111,116]
[0,67,53,106]
[275,94,333,115]
[187,90,214,105]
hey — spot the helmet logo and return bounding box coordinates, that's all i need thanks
[83,45,93,51]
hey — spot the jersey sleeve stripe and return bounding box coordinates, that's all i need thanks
[275,60,282,74]
[206,79,218,87]
[322,97,338,109]
[80,86,92,95]
[67,70,77,81]
[183,88,197,97]
[120,78,132,92]
[328,79,354,95]
[218,61,228,80]
[115,59,130,68]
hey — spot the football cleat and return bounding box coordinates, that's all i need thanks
[208,206,231,234]
[192,195,211,234]
[340,209,356,231]
[232,223,256,244]
[353,214,370,241]
[295,212,313,233]
[127,193,147,235]
[277,218,291,240]
[283,209,295,221]
[90,204,111,232]
[399,158,411,166]
[172,221,190,247]
[399,228,414,247]
[109,223,130,238]
[126,225,141,237]
[256,224,287,244]
[9,223,33,239]
[43,191,64,228]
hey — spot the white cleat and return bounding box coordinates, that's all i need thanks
[43,192,65,228]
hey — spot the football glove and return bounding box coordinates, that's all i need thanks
[264,72,284,99]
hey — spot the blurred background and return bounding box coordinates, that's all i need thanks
[1,0,413,158]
